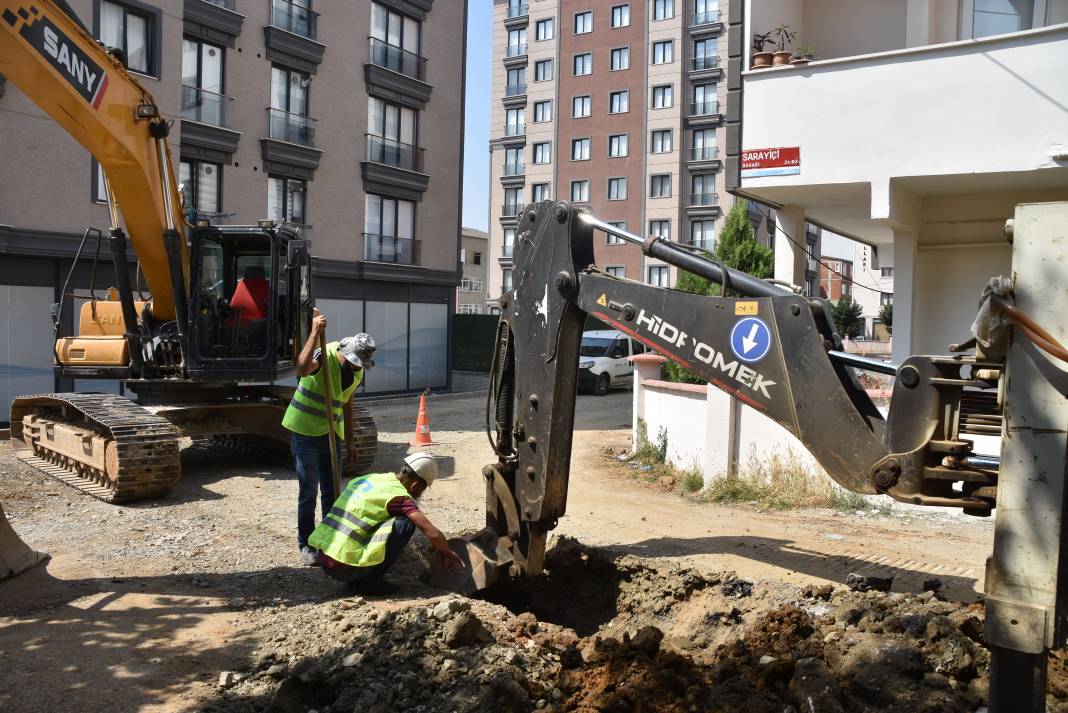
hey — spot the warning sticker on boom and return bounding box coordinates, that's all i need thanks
[596,294,608,307]
[735,301,758,316]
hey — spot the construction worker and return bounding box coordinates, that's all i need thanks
[283,312,376,565]
[309,452,466,586]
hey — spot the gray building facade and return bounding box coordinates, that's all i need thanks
[0,0,467,411]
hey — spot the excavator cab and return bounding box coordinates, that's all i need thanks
[187,223,311,382]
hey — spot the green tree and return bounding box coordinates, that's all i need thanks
[878,300,893,335]
[832,297,865,339]
[666,200,774,383]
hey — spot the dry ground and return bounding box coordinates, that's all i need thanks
[0,389,995,712]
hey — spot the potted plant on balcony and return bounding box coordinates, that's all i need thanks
[771,24,797,66]
[752,31,774,69]
[791,44,815,65]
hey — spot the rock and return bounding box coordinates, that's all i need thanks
[923,672,950,689]
[535,700,547,709]
[560,645,583,669]
[922,577,943,592]
[266,664,288,679]
[218,671,237,688]
[432,601,454,621]
[341,653,362,668]
[438,658,460,680]
[443,611,493,648]
[758,655,777,666]
[846,573,893,592]
[658,476,675,487]
[788,658,843,713]
[628,626,664,657]
[722,577,754,598]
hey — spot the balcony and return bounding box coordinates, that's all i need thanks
[184,0,243,45]
[507,3,528,19]
[368,37,427,81]
[504,123,526,138]
[501,203,522,218]
[181,86,233,127]
[690,192,719,206]
[506,43,528,59]
[505,82,527,98]
[267,108,316,146]
[365,134,424,172]
[501,242,514,258]
[503,162,524,177]
[690,145,719,161]
[690,100,719,117]
[270,0,317,39]
[201,0,233,7]
[688,239,715,251]
[691,55,720,72]
[461,278,484,292]
[363,234,419,265]
[691,9,720,27]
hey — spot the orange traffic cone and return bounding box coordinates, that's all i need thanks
[409,391,435,446]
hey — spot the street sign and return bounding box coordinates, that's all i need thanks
[741,147,801,178]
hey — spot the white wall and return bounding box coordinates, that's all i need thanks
[641,383,708,473]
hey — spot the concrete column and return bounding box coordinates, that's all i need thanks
[891,229,917,363]
[629,354,667,453]
[773,205,806,287]
[905,0,933,47]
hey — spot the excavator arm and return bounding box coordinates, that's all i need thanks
[0,0,187,320]
[431,201,1003,593]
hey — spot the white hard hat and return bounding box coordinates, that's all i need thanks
[404,452,438,487]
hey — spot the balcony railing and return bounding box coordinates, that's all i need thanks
[270,0,318,39]
[501,242,514,257]
[690,192,719,206]
[505,82,527,97]
[690,100,720,116]
[201,0,235,8]
[501,203,522,217]
[366,134,424,171]
[689,239,715,251]
[368,37,427,81]
[363,233,419,265]
[507,3,528,18]
[460,278,484,292]
[504,122,526,137]
[181,85,233,127]
[503,162,524,176]
[689,145,720,161]
[267,108,317,146]
[691,9,720,26]
[691,55,720,71]
[506,43,528,58]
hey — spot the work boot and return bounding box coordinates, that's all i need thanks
[299,546,319,567]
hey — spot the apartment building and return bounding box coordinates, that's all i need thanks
[486,0,729,308]
[0,0,466,413]
[457,227,489,314]
[821,230,895,339]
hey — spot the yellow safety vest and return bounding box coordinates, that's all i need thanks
[309,472,411,567]
[282,341,362,439]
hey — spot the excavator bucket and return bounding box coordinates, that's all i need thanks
[428,528,515,595]
[0,501,49,581]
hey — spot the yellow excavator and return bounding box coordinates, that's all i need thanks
[0,0,376,576]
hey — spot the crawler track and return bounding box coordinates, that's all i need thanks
[10,392,181,503]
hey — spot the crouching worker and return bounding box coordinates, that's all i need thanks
[309,452,466,587]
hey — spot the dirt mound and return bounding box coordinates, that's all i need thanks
[201,538,1068,713]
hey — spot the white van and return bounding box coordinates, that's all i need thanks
[577,330,646,395]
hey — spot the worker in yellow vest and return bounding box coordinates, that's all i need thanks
[310,452,466,586]
[282,312,377,565]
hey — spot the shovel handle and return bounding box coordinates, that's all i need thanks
[319,329,341,498]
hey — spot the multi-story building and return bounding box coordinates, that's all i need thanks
[458,227,489,314]
[821,230,895,339]
[0,0,466,412]
[486,0,730,308]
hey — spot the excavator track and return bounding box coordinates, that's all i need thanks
[347,403,379,475]
[10,393,181,504]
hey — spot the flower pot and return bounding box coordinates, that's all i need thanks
[790,57,809,66]
[751,52,773,69]
[772,51,792,66]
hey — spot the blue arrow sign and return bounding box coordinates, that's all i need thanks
[729,317,772,363]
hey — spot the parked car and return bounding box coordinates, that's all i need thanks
[577,330,646,395]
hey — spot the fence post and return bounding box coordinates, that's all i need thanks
[628,354,667,453]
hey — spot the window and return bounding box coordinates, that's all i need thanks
[504,146,523,174]
[531,183,551,202]
[572,95,591,118]
[506,66,526,95]
[179,159,222,218]
[650,174,671,198]
[963,0,1044,39]
[652,84,673,109]
[608,133,628,157]
[270,66,311,143]
[606,221,626,244]
[693,38,717,70]
[573,53,592,76]
[364,194,416,262]
[99,0,156,75]
[880,292,893,305]
[692,128,716,160]
[571,138,591,161]
[694,0,719,24]
[473,252,482,265]
[691,174,715,204]
[651,40,674,65]
[606,266,626,278]
[533,142,552,164]
[692,84,716,115]
[648,266,669,287]
[652,0,674,20]
[372,3,420,54]
[610,47,630,71]
[457,304,482,315]
[533,100,553,122]
[503,228,515,257]
[535,18,554,41]
[182,37,225,125]
[609,90,629,113]
[651,129,672,153]
[691,220,714,249]
[506,107,525,135]
[574,10,593,33]
[504,187,523,216]
[507,28,527,55]
[649,220,670,240]
[92,159,109,204]
[368,97,417,167]
[268,176,307,225]
[881,267,895,278]
[534,59,554,81]
[607,177,627,200]
[571,179,590,202]
[611,5,630,27]
[503,268,514,292]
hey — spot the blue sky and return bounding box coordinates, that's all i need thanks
[462,2,491,232]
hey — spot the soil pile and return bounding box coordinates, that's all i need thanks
[202,538,1065,713]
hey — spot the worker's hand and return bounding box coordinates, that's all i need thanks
[440,547,466,576]
[312,313,327,335]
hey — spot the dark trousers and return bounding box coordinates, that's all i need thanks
[292,432,341,549]
[318,516,417,585]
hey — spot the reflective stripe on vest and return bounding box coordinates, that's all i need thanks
[281,341,362,438]
[308,472,412,567]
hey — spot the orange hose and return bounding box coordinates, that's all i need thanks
[992,295,1068,363]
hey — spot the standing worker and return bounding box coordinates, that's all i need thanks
[283,312,377,565]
